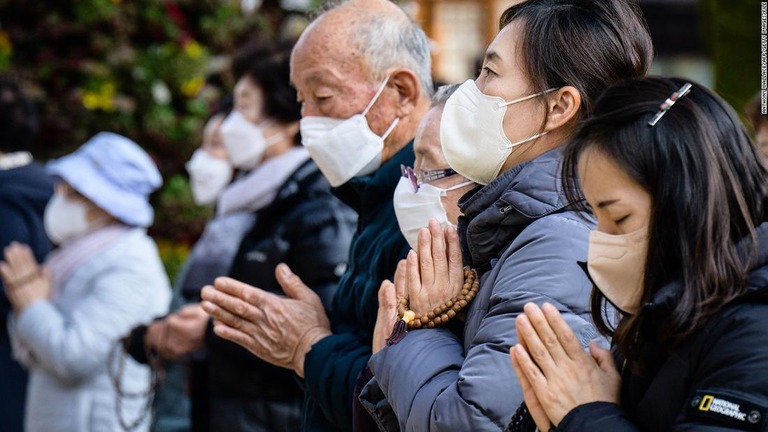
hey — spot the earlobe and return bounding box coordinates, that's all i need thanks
[545,86,582,132]
[390,68,421,118]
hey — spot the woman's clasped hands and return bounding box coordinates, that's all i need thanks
[510,302,621,429]
[373,219,464,353]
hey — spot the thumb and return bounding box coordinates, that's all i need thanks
[275,263,320,305]
[378,280,398,312]
[590,341,617,374]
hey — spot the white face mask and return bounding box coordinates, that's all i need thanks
[44,193,92,245]
[220,111,282,170]
[393,176,473,250]
[300,76,399,187]
[185,149,233,206]
[587,226,649,315]
[441,79,555,185]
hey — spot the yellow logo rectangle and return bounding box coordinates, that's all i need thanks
[700,395,714,411]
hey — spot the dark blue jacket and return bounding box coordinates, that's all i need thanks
[301,142,414,432]
[0,160,54,432]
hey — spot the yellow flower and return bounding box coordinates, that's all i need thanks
[183,40,203,60]
[181,76,204,97]
[81,82,116,111]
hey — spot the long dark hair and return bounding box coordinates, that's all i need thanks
[500,0,654,121]
[563,76,768,363]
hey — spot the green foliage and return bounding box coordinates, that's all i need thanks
[0,0,288,245]
[157,240,190,284]
[700,0,761,112]
[151,174,213,245]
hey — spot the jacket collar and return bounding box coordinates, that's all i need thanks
[332,141,415,215]
[458,146,583,269]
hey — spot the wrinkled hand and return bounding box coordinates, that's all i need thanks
[0,242,52,312]
[200,263,331,377]
[510,303,621,427]
[151,303,209,360]
[407,219,464,316]
[372,260,407,354]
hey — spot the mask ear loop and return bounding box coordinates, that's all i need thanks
[362,75,391,116]
[361,74,400,140]
[495,88,558,109]
[443,180,474,192]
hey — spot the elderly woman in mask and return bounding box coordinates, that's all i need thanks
[0,132,171,432]
[125,39,356,432]
[361,0,654,430]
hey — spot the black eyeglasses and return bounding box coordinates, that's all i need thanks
[400,164,457,193]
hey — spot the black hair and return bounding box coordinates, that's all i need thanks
[500,0,654,121]
[0,76,38,153]
[562,76,768,365]
[231,38,300,126]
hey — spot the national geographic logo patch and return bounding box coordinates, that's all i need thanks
[687,390,766,431]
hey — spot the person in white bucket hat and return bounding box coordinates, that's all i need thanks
[0,132,171,432]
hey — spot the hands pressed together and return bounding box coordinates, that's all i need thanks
[510,302,621,429]
[373,219,464,353]
[200,263,331,377]
[0,242,52,313]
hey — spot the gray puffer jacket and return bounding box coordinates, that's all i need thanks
[362,147,603,431]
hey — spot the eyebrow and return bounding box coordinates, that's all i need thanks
[484,50,500,64]
[596,199,619,209]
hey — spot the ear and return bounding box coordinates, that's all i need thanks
[388,68,423,118]
[544,86,581,133]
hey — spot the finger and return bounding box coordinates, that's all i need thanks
[176,303,202,317]
[445,226,464,285]
[378,280,398,312]
[200,298,259,332]
[201,286,262,323]
[511,344,549,394]
[541,303,584,360]
[510,346,553,432]
[589,341,618,375]
[509,345,531,389]
[428,219,448,278]
[417,228,434,288]
[523,303,569,365]
[393,260,407,300]
[515,312,558,373]
[213,277,273,309]
[406,250,421,299]
[275,263,322,308]
[0,262,13,287]
[5,243,37,272]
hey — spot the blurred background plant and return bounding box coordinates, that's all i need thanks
[0,0,310,279]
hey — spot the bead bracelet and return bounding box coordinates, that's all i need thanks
[396,266,479,330]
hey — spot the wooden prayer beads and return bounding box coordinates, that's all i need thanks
[396,266,480,330]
